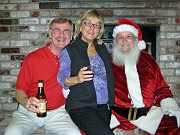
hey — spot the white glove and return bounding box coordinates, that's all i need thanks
[62,88,70,98]
[165,110,180,127]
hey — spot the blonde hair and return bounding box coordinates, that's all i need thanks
[74,9,104,40]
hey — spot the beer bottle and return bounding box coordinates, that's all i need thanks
[36,80,47,117]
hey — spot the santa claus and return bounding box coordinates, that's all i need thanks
[111,18,180,135]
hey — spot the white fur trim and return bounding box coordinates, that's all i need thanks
[112,24,138,38]
[160,98,180,112]
[125,63,145,107]
[131,106,164,134]
[110,113,120,129]
[138,40,146,50]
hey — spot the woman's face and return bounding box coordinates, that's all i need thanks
[80,17,101,43]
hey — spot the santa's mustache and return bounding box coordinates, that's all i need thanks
[119,41,131,46]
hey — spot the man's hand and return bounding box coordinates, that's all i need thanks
[26,97,40,113]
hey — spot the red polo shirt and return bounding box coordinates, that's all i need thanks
[16,42,66,109]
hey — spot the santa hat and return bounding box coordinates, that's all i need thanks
[112,18,146,50]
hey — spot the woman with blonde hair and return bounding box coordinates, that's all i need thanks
[58,9,114,135]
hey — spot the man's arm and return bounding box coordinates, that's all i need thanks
[16,89,29,108]
[16,89,40,113]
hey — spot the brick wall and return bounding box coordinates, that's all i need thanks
[0,0,179,111]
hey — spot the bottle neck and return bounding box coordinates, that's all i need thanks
[38,87,44,94]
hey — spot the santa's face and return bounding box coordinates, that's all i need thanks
[116,31,135,53]
[112,31,140,66]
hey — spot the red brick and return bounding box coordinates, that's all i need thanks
[97,10,113,16]
[175,18,180,24]
[31,11,40,17]
[39,2,59,9]
[136,10,155,16]
[0,19,18,25]
[32,0,39,2]
[174,84,180,90]
[125,2,146,8]
[1,48,20,53]
[0,70,10,75]
[147,18,166,24]
[0,27,9,32]
[81,2,101,8]
[148,2,162,8]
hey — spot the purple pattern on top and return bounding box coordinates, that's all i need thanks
[57,48,108,104]
[89,55,108,104]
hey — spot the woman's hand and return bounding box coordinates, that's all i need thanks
[65,67,94,86]
[77,67,94,83]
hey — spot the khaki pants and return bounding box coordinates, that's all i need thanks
[5,105,81,135]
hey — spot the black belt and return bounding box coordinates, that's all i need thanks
[112,106,150,121]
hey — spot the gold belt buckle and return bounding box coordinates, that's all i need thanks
[128,107,138,121]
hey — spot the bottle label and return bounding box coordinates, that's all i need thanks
[39,99,46,113]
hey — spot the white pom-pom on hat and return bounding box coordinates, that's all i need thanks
[138,40,146,50]
[113,18,146,50]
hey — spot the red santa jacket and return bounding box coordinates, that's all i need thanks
[111,51,173,130]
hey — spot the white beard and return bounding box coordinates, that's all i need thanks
[112,41,140,66]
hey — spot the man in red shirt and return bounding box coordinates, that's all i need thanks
[5,17,82,135]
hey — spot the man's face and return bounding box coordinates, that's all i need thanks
[49,22,73,49]
[116,31,135,53]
